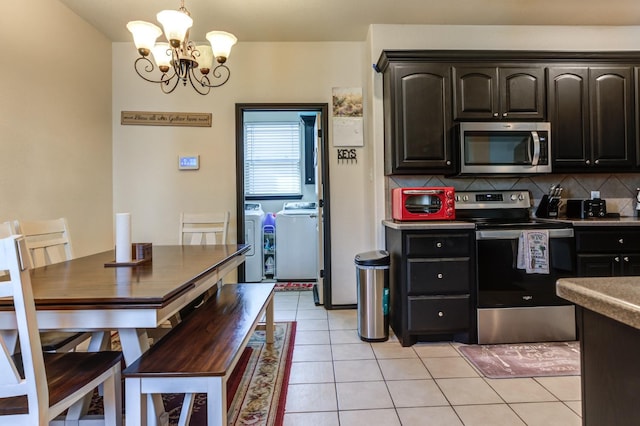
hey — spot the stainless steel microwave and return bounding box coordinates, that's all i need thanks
[458,122,551,175]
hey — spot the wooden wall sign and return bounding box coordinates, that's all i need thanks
[121,111,212,127]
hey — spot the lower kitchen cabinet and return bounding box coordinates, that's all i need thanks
[575,227,640,276]
[385,226,476,346]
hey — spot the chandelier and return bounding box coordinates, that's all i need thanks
[127,0,237,95]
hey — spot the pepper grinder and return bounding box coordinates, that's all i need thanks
[636,188,640,218]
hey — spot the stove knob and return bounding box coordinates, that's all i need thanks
[518,193,525,201]
[462,195,469,202]
[510,194,517,201]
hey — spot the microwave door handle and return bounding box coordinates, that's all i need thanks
[531,131,541,166]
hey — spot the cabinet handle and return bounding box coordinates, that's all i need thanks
[586,160,591,165]
[502,112,507,117]
[493,112,499,117]
[436,242,443,248]
[437,273,443,279]
[615,256,620,262]
[438,311,444,317]
[446,160,451,166]
[624,256,630,262]
[619,238,624,244]
[595,159,600,165]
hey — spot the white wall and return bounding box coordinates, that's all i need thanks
[0,0,113,257]
[365,25,640,248]
[112,41,368,305]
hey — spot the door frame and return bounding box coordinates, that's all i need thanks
[235,103,332,307]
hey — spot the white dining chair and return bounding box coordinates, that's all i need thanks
[12,218,91,352]
[179,211,230,246]
[176,212,231,320]
[0,235,123,425]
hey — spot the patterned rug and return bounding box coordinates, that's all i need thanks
[459,341,580,379]
[90,322,296,425]
[274,282,314,291]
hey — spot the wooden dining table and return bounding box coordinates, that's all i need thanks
[0,243,249,426]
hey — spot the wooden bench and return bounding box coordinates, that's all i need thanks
[122,283,275,426]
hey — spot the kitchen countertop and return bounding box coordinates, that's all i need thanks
[557,276,640,330]
[382,219,476,230]
[551,216,640,226]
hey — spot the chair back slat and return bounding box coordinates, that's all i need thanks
[13,218,74,267]
[0,235,48,416]
[180,212,230,246]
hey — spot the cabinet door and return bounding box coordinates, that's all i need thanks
[384,63,454,174]
[621,254,640,276]
[590,67,636,169]
[577,254,618,277]
[499,67,546,120]
[453,67,498,120]
[547,67,590,169]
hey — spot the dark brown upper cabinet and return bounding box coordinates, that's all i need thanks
[380,61,455,175]
[453,66,545,121]
[548,66,636,171]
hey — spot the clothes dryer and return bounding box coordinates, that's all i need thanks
[244,203,265,282]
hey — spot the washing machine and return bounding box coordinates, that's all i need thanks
[275,202,318,280]
[244,202,265,282]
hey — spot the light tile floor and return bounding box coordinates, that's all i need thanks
[278,291,582,426]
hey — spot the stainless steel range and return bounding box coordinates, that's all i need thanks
[456,190,577,344]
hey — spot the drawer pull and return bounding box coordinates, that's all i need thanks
[615,256,620,263]
[437,273,443,279]
[436,242,443,248]
[624,256,630,262]
[619,238,624,244]
[438,311,444,317]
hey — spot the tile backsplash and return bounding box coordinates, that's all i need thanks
[388,173,640,218]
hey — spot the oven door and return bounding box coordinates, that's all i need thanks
[475,227,576,344]
[476,228,575,307]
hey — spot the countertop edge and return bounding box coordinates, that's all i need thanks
[557,278,640,330]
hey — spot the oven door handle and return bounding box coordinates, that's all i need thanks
[476,228,574,240]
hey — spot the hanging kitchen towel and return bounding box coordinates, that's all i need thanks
[517,230,549,274]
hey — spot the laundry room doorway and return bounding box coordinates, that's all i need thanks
[235,104,331,307]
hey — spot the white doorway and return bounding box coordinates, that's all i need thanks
[235,104,331,306]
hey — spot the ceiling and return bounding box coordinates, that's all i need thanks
[59,0,640,43]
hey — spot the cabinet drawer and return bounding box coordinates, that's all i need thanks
[406,233,471,257]
[407,295,470,333]
[576,229,640,253]
[407,258,470,294]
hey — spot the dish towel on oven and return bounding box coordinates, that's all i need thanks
[517,230,550,274]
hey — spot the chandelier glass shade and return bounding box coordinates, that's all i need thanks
[127,1,237,95]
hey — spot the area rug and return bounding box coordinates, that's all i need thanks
[274,282,314,291]
[458,341,580,379]
[90,321,296,425]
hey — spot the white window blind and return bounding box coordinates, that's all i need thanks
[244,121,302,197]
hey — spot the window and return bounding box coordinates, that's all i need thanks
[244,121,302,197]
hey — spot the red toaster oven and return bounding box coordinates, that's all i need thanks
[392,187,455,221]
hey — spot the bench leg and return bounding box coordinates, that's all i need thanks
[126,378,146,426]
[206,377,226,426]
[266,296,274,344]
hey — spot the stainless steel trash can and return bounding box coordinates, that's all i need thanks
[355,250,390,342]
